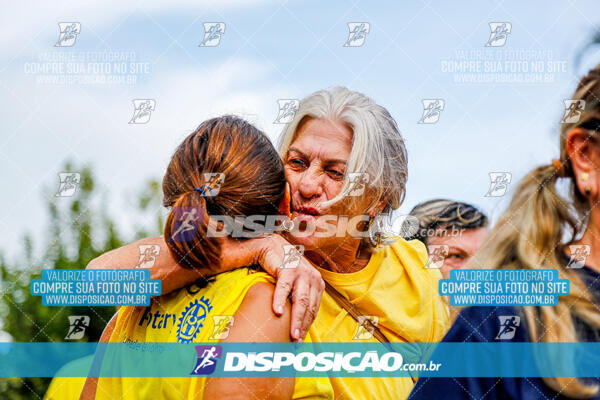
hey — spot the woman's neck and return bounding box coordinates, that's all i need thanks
[305,241,371,273]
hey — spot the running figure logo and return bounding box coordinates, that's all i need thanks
[170,207,202,243]
[274,99,299,124]
[485,172,512,197]
[199,23,225,47]
[55,22,81,47]
[353,315,380,340]
[136,244,160,268]
[395,214,420,239]
[281,245,304,269]
[191,345,223,375]
[65,315,90,340]
[485,22,512,47]
[562,100,586,124]
[425,245,449,269]
[209,315,234,340]
[203,172,226,196]
[129,99,156,124]
[344,23,370,47]
[56,172,81,197]
[418,99,445,124]
[495,315,520,340]
[566,244,591,269]
[347,173,369,196]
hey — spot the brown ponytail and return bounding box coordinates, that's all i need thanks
[162,115,286,271]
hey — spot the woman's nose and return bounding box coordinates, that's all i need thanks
[298,167,324,200]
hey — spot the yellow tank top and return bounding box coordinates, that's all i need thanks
[44,356,91,400]
[46,239,447,400]
[96,268,333,400]
[309,238,450,400]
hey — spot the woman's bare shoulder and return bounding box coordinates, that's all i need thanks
[224,282,291,343]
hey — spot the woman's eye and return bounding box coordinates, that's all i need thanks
[288,158,306,167]
[447,253,464,260]
[327,169,344,178]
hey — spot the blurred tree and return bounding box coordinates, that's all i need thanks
[0,162,162,399]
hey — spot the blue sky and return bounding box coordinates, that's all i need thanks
[1,0,600,261]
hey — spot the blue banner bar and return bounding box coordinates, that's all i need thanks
[1,342,600,378]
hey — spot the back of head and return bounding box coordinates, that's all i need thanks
[407,199,488,244]
[163,115,286,270]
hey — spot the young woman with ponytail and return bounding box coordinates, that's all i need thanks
[84,116,333,399]
[410,65,600,399]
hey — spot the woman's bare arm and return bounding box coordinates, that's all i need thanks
[86,237,206,294]
[202,282,294,400]
[86,235,324,341]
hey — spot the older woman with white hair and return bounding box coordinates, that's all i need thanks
[88,87,450,399]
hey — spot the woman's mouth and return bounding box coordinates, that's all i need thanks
[293,206,320,222]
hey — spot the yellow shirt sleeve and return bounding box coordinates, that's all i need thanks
[404,238,450,341]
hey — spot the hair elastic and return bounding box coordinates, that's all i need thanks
[551,159,567,178]
[194,185,215,199]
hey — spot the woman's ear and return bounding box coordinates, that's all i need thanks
[368,195,391,218]
[566,128,599,198]
[278,182,292,218]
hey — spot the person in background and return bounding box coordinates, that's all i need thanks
[409,64,600,400]
[406,199,488,278]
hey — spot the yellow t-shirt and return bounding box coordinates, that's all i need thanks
[96,268,333,400]
[44,356,92,400]
[309,238,450,400]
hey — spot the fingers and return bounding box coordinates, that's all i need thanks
[299,277,324,341]
[290,277,311,341]
[259,234,324,341]
[272,270,294,316]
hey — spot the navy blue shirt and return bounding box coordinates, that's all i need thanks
[409,265,600,400]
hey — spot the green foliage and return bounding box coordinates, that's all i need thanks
[0,162,162,399]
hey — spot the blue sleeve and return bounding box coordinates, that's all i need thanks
[408,306,527,400]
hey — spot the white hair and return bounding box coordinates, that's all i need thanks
[277,86,408,215]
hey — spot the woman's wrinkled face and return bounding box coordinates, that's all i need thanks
[283,118,369,251]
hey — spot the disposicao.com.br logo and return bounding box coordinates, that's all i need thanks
[215,351,440,374]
